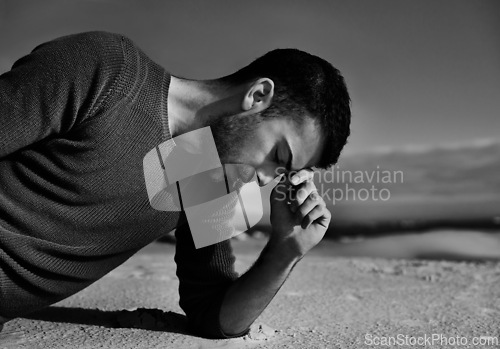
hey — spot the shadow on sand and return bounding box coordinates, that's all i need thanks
[23,306,190,335]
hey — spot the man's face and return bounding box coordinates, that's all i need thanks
[210,113,324,187]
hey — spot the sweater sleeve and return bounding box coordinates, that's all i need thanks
[0,31,125,159]
[174,218,249,339]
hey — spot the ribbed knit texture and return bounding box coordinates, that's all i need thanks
[0,32,238,338]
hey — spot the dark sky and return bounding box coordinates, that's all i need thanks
[1,0,499,154]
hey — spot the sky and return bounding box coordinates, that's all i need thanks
[1,0,499,155]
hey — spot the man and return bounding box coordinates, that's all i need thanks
[0,31,351,338]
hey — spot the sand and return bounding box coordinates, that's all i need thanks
[1,235,499,349]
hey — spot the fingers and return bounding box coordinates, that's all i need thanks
[295,192,326,228]
[289,180,317,213]
[301,199,331,230]
[295,190,322,218]
[290,168,315,185]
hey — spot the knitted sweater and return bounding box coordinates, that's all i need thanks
[0,31,239,338]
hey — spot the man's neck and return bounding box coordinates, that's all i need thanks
[167,76,246,138]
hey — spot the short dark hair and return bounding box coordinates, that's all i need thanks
[224,48,351,169]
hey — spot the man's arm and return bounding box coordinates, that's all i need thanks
[175,170,330,338]
[218,232,302,335]
[219,170,330,335]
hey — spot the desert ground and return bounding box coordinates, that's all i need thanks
[1,231,499,349]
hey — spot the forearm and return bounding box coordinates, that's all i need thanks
[218,170,331,336]
[218,240,302,336]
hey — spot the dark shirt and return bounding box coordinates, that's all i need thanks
[0,31,239,338]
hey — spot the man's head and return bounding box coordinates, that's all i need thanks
[208,48,351,186]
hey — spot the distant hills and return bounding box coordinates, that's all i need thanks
[338,138,500,202]
[252,139,500,235]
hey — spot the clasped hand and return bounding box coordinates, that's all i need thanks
[269,169,331,258]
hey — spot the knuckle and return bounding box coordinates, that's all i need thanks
[296,188,308,201]
[309,195,320,205]
[311,194,323,207]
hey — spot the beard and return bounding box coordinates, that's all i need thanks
[208,112,263,164]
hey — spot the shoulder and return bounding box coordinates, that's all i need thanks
[24,31,144,118]
[31,31,130,59]
[35,31,125,46]
[26,31,141,92]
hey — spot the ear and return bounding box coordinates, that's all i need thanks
[240,78,274,115]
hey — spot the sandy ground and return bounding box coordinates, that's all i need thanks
[1,234,499,349]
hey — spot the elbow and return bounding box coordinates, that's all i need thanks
[182,300,249,339]
[187,315,250,339]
